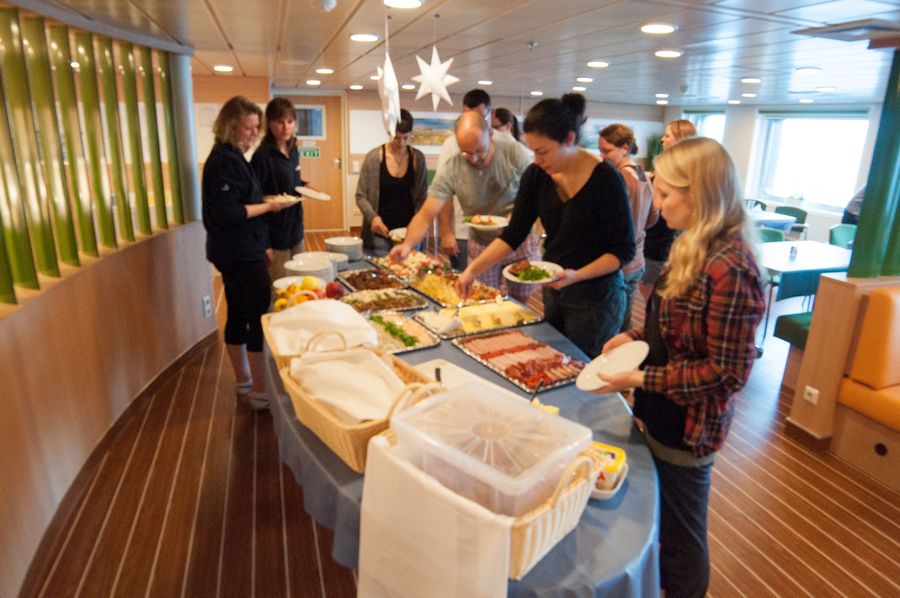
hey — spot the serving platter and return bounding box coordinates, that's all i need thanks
[365,311,440,354]
[414,298,541,340]
[451,329,586,393]
[369,251,452,281]
[340,288,429,313]
[338,268,406,292]
[408,271,501,307]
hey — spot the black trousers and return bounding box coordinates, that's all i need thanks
[218,260,270,352]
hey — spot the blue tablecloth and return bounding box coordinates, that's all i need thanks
[267,316,660,596]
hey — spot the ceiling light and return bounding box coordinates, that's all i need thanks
[384,0,423,7]
[401,84,416,90]
[315,67,334,74]
[349,84,363,90]
[728,99,741,105]
[213,64,234,73]
[572,86,586,91]
[478,80,493,85]
[654,49,682,58]
[656,99,669,105]
[70,60,80,69]
[799,98,815,104]
[641,23,676,35]
[576,77,593,83]
[370,74,380,80]
[655,93,669,98]
[351,33,379,42]
[816,86,836,92]
[741,77,761,84]
[795,66,821,74]
[741,93,757,98]
[587,60,609,68]
[306,79,321,86]
[530,90,543,96]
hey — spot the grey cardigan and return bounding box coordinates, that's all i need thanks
[355,144,428,248]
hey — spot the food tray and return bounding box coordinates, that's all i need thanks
[338,268,406,292]
[414,299,542,340]
[408,271,502,307]
[452,329,586,393]
[369,251,452,281]
[341,288,429,313]
[366,311,440,354]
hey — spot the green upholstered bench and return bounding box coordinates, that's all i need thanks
[773,311,813,350]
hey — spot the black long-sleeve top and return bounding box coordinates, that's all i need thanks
[250,139,307,250]
[501,161,635,279]
[202,142,268,266]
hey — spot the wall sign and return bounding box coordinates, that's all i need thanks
[299,147,320,159]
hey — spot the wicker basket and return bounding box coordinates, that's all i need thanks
[262,316,352,369]
[279,348,438,473]
[381,431,601,579]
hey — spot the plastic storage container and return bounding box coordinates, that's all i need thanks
[391,381,592,516]
[591,441,628,493]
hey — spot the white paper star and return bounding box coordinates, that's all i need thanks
[412,46,460,111]
[376,53,401,137]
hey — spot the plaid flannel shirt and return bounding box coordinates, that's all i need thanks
[628,237,765,456]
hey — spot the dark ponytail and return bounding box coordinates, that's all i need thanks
[524,93,587,143]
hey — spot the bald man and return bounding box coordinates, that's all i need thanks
[390,111,538,301]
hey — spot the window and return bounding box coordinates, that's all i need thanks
[684,111,725,143]
[294,105,326,139]
[753,111,869,209]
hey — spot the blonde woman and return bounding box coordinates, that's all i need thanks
[595,138,765,597]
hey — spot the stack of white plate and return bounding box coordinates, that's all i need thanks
[283,255,335,282]
[324,236,364,261]
[293,251,350,278]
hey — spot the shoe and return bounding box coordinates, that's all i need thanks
[246,391,269,411]
[235,380,253,395]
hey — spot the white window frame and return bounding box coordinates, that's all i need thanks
[294,104,327,140]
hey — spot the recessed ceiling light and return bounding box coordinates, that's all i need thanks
[70,60,80,69]
[349,84,363,90]
[641,23,676,35]
[799,98,815,104]
[795,66,821,74]
[654,49,682,58]
[572,86,586,91]
[478,80,493,85]
[306,79,321,86]
[656,99,669,105]
[576,77,593,83]
[530,90,543,96]
[816,86,836,92]
[213,64,234,73]
[383,0,423,7]
[587,60,609,68]
[315,67,334,75]
[350,33,379,42]
[370,74,380,80]
[401,84,416,90]
[655,93,669,98]
[741,93,757,98]
[728,99,741,105]
[741,77,761,84]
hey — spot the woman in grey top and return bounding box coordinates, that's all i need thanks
[356,109,428,255]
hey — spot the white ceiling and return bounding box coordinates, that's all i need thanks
[18,0,900,106]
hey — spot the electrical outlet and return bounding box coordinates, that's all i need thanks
[803,385,819,405]
[202,294,213,318]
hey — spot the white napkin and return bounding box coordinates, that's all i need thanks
[289,348,405,422]
[267,299,376,356]
[358,436,513,598]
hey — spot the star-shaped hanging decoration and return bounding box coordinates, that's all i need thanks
[376,53,402,137]
[412,46,460,111]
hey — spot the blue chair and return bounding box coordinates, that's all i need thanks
[829,224,857,249]
[774,206,809,240]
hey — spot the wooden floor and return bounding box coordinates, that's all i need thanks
[22,231,900,597]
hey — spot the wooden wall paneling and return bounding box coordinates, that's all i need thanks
[21,17,80,267]
[119,42,151,236]
[0,8,59,279]
[96,36,134,242]
[74,31,117,249]
[138,46,167,230]
[158,52,184,224]
[47,25,98,258]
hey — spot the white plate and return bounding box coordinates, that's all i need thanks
[576,340,649,391]
[591,462,629,500]
[265,194,301,205]
[465,215,508,230]
[295,186,331,201]
[501,260,563,285]
[388,227,406,242]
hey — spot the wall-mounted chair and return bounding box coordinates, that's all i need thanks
[775,206,809,240]
[758,227,785,243]
[829,224,857,249]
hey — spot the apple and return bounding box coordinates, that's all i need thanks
[325,281,345,299]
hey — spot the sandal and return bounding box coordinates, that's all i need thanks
[246,391,269,411]
[235,380,253,395]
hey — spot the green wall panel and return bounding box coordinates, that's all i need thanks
[74,31,116,248]
[139,47,167,230]
[0,8,59,278]
[159,52,184,225]
[22,17,80,267]
[96,37,134,242]
[48,26,98,257]
[119,42,151,235]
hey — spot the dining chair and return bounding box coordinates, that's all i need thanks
[774,206,809,240]
[829,224,857,249]
[757,227,785,243]
[747,199,767,211]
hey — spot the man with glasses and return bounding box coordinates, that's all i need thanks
[390,110,538,302]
